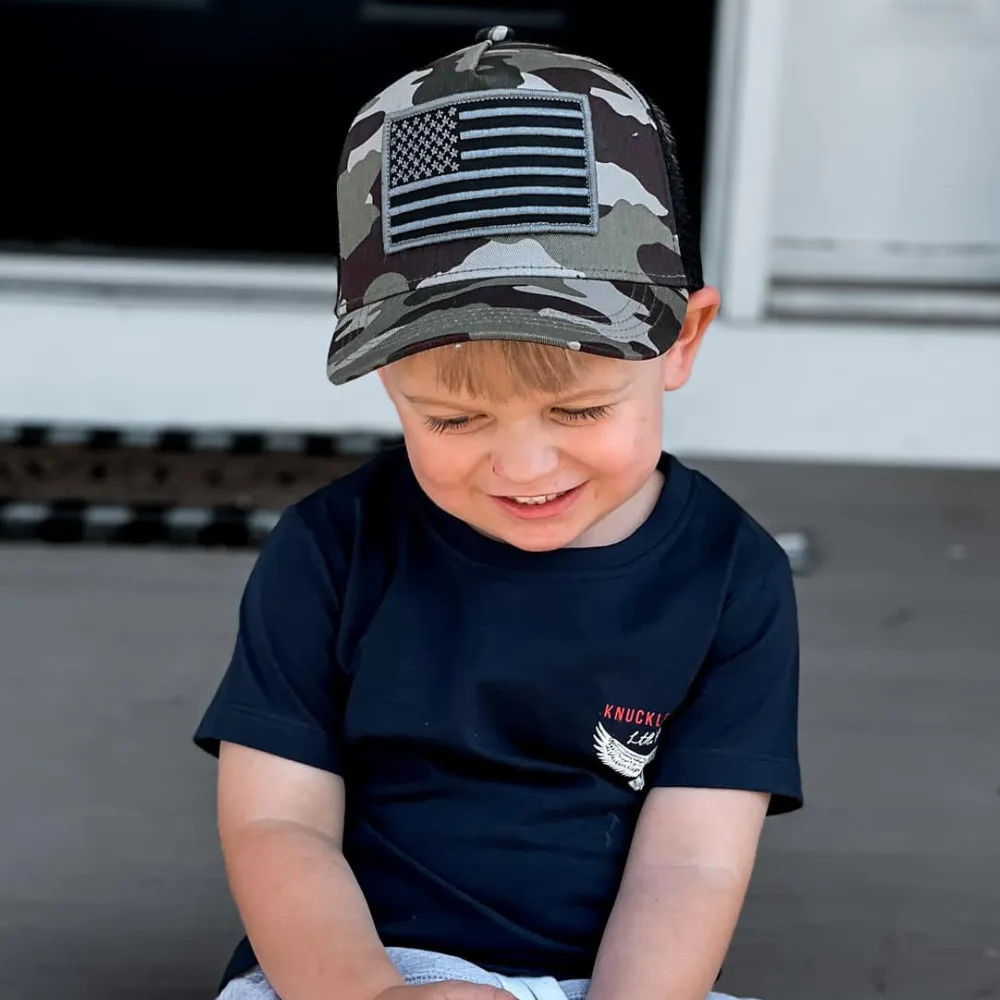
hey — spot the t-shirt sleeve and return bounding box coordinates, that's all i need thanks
[193,505,347,774]
[650,537,803,815]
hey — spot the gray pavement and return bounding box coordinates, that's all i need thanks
[1,459,999,1000]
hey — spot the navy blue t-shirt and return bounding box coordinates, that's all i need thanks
[194,448,802,986]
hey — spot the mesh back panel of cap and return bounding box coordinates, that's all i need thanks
[646,97,705,292]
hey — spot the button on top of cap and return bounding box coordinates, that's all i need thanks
[475,25,515,45]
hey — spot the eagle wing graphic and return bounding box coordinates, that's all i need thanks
[593,722,658,791]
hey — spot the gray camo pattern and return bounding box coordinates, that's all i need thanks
[328,36,691,384]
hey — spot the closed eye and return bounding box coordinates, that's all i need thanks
[423,404,612,433]
[424,414,476,434]
[553,404,612,422]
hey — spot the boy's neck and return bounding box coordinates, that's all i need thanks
[564,467,665,549]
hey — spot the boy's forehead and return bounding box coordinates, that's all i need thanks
[387,348,639,402]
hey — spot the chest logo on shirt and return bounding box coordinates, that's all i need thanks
[593,704,668,791]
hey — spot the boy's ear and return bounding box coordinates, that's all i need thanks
[663,286,721,392]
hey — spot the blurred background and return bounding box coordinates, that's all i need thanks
[0,1,998,998]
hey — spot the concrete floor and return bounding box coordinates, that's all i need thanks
[1,459,999,1000]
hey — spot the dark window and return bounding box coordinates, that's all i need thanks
[0,1,716,261]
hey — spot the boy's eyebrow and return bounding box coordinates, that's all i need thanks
[402,381,632,408]
[401,393,475,407]
[552,381,633,404]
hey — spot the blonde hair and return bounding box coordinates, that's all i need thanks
[431,339,595,402]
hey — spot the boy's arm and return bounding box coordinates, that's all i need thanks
[588,532,803,1000]
[218,741,404,1000]
[587,786,769,1000]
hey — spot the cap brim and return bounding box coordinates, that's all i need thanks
[327,276,689,385]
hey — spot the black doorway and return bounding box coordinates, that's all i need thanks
[0,1,717,262]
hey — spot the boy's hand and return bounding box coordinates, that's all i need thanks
[375,984,518,1000]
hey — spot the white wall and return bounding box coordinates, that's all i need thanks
[2,281,999,468]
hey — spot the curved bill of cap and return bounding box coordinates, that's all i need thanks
[326,275,689,385]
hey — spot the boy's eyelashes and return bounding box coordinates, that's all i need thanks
[558,404,612,423]
[423,414,475,434]
[422,404,613,435]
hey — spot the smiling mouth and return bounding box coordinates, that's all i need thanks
[505,490,573,506]
[491,483,585,510]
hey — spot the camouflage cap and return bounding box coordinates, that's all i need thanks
[327,25,693,385]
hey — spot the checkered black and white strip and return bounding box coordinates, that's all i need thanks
[0,500,281,548]
[0,423,402,456]
[0,498,814,566]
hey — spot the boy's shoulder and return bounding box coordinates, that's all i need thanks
[289,445,411,532]
[255,447,411,580]
[679,459,794,587]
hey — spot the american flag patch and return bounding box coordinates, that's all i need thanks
[381,89,598,253]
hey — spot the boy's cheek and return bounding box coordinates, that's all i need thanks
[578,408,663,473]
[402,434,483,501]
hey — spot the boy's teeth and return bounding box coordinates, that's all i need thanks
[512,492,564,505]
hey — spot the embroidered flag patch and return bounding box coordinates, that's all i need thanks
[382,89,599,253]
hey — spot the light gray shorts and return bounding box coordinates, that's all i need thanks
[216,946,759,1000]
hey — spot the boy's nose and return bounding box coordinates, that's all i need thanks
[490,434,559,485]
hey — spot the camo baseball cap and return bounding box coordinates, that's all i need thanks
[327,25,699,385]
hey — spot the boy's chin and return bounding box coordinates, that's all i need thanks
[504,532,577,553]
[480,516,589,553]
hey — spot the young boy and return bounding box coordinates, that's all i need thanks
[194,26,802,1000]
